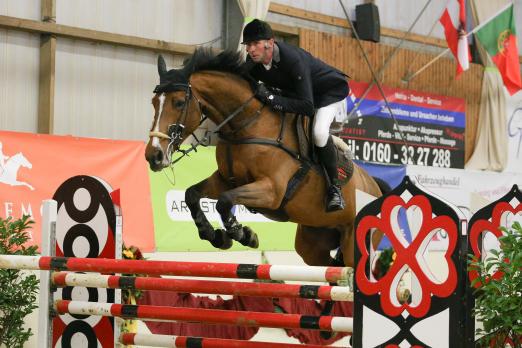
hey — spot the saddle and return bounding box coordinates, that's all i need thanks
[273,115,354,214]
[295,114,354,186]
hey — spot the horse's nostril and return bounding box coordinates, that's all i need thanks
[155,150,163,164]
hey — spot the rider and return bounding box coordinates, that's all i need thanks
[241,19,348,212]
[0,142,8,175]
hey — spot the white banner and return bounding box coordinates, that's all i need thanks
[506,89,522,173]
[406,165,521,251]
[407,165,520,211]
[165,190,272,223]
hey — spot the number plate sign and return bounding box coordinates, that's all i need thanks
[341,82,465,168]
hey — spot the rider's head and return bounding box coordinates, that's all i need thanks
[242,19,274,65]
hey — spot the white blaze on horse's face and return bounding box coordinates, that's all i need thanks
[152,94,166,149]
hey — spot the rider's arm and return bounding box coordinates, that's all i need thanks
[262,63,314,117]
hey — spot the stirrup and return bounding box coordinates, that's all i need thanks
[326,185,345,212]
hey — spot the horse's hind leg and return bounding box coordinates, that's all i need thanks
[185,171,232,250]
[294,225,341,266]
[295,225,347,340]
[215,178,278,248]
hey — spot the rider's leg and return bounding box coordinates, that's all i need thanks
[313,100,346,212]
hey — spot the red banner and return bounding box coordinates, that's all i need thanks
[0,131,154,251]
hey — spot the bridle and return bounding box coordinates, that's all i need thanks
[149,81,260,165]
[149,82,206,164]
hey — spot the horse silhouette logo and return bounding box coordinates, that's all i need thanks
[0,142,34,190]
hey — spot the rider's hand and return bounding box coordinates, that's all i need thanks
[255,83,273,104]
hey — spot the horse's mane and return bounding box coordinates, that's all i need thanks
[162,48,253,87]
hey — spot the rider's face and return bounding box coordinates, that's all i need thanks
[245,39,273,65]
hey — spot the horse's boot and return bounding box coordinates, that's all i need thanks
[316,136,346,212]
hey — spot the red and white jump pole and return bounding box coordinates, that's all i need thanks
[52,272,354,301]
[55,300,354,332]
[120,333,345,348]
[0,255,350,283]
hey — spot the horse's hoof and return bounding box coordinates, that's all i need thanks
[239,226,259,249]
[226,223,245,242]
[249,233,259,248]
[211,229,233,250]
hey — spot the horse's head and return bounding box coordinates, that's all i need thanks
[145,49,256,171]
[10,153,32,169]
[145,55,205,171]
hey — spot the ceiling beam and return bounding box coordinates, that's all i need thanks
[0,15,195,55]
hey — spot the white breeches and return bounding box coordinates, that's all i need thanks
[312,98,347,147]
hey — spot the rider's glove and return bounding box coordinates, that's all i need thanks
[255,83,274,104]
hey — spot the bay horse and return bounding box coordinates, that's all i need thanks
[145,49,386,268]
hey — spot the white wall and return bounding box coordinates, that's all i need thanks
[1,0,224,139]
[0,1,41,133]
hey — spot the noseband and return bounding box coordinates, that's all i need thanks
[149,83,199,145]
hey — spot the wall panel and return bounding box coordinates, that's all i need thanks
[56,0,223,46]
[0,30,40,132]
[0,0,41,20]
[54,39,186,141]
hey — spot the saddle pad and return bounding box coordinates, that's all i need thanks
[336,148,354,186]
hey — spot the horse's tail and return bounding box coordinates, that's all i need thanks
[373,176,392,196]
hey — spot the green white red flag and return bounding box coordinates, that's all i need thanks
[475,4,522,95]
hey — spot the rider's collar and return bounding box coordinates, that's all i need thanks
[273,42,280,63]
[262,42,280,70]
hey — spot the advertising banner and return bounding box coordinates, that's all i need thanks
[0,131,154,251]
[150,146,297,251]
[506,89,522,173]
[342,81,466,168]
[406,164,521,250]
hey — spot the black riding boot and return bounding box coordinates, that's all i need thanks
[316,136,345,212]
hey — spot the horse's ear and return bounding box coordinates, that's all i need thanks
[157,55,167,77]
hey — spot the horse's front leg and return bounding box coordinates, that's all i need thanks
[216,178,278,248]
[185,171,233,250]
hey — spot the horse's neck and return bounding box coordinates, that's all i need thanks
[192,72,281,137]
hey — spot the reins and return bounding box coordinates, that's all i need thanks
[149,82,262,166]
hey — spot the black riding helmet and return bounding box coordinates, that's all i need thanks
[241,19,274,44]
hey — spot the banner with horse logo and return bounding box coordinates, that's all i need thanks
[0,130,154,251]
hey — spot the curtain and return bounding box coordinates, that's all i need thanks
[236,0,271,58]
[465,0,509,171]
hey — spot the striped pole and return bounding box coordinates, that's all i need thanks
[120,333,345,348]
[52,272,353,301]
[55,300,353,332]
[0,255,350,283]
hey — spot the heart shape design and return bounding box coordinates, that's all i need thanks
[356,194,458,318]
[468,202,521,287]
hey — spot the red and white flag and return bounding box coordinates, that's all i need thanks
[439,0,470,76]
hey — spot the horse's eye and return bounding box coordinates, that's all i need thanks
[173,100,185,109]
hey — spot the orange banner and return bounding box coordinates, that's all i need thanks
[0,131,154,251]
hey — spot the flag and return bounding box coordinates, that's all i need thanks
[439,0,471,76]
[475,4,522,95]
